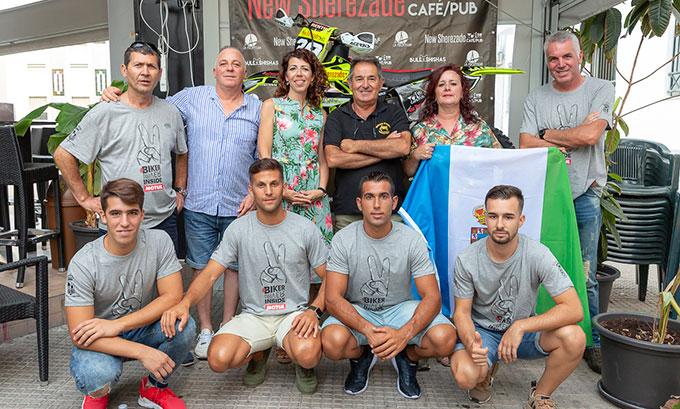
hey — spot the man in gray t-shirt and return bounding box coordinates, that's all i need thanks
[451,185,585,408]
[161,159,328,394]
[518,31,614,372]
[321,172,455,400]
[65,178,195,408]
[55,42,188,254]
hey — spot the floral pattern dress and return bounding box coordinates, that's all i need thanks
[271,96,333,251]
[411,114,501,152]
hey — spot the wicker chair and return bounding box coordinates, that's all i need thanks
[0,256,49,385]
[0,125,64,287]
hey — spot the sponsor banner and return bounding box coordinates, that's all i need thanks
[230,0,497,122]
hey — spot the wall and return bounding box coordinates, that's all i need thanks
[0,42,110,121]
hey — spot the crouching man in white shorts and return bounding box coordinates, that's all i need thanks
[161,159,328,394]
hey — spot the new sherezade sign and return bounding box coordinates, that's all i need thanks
[231,0,497,121]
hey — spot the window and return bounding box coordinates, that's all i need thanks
[28,96,48,120]
[590,48,616,83]
[669,34,680,96]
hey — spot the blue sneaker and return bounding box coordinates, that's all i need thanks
[344,346,377,394]
[391,349,421,399]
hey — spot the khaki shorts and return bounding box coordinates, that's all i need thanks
[215,311,303,355]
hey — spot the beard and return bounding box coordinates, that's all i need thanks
[489,228,517,245]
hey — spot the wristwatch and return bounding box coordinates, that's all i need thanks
[538,129,547,140]
[307,306,323,319]
[174,187,188,197]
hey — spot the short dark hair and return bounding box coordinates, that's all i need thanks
[358,171,395,196]
[101,178,145,212]
[124,41,161,67]
[248,158,284,182]
[485,185,524,212]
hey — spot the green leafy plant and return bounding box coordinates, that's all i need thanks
[655,269,680,344]
[14,80,127,227]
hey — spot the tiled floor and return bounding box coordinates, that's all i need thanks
[0,257,665,408]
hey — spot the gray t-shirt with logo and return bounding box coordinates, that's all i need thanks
[211,211,328,316]
[454,234,574,332]
[520,76,615,198]
[327,221,434,312]
[65,229,182,320]
[60,97,188,229]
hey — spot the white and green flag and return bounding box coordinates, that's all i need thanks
[400,145,592,344]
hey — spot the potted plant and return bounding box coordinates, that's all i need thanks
[593,270,680,408]
[15,81,127,249]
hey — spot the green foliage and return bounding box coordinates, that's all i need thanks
[649,0,673,36]
[655,272,680,344]
[582,0,680,64]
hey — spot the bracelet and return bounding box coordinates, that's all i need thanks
[318,187,328,196]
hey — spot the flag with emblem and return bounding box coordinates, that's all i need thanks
[399,145,592,344]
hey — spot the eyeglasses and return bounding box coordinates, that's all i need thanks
[128,41,160,54]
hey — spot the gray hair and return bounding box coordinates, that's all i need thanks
[349,56,383,81]
[544,30,581,57]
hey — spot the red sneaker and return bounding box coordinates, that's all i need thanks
[81,394,108,409]
[138,377,187,409]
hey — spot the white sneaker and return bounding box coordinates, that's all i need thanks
[194,328,213,359]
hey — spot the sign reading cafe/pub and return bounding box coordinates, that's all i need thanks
[231,0,497,121]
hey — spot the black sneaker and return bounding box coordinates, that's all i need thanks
[584,347,602,374]
[391,349,421,399]
[180,351,196,367]
[344,346,377,395]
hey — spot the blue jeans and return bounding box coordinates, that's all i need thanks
[454,323,548,367]
[321,300,453,348]
[574,188,601,347]
[183,209,238,270]
[70,317,196,396]
[98,208,179,256]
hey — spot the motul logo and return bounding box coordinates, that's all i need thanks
[265,303,286,311]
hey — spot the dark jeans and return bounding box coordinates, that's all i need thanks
[99,208,179,256]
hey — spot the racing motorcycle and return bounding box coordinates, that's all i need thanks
[243,9,522,147]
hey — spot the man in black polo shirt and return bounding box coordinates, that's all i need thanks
[323,56,411,231]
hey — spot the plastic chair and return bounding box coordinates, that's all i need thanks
[606,139,678,301]
[0,256,49,385]
[610,139,679,199]
[0,125,64,287]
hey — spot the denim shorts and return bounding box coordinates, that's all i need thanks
[321,300,453,348]
[454,323,548,367]
[184,209,238,270]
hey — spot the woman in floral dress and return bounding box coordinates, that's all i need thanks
[402,64,501,178]
[258,48,332,244]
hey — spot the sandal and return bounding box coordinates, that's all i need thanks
[437,356,451,367]
[276,347,291,364]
